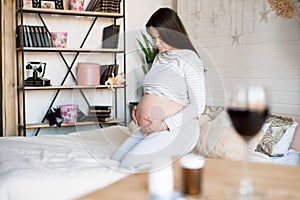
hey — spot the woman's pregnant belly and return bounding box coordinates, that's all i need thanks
[136,94,183,127]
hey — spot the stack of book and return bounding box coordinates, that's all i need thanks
[87,105,112,122]
[102,24,120,49]
[16,25,50,48]
[85,0,122,13]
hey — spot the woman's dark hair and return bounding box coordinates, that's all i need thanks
[146,7,197,53]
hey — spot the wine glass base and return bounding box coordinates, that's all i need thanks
[225,187,266,200]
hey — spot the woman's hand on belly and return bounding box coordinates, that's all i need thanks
[134,93,183,132]
[140,117,169,135]
[131,105,139,126]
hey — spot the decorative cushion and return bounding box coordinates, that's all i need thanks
[194,113,269,162]
[255,114,298,157]
[202,105,224,120]
[289,116,300,153]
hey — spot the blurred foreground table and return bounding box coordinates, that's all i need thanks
[78,158,300,200]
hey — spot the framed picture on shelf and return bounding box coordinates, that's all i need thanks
[32,0,41,8]
[54,0,64,9]
[23,0,33,8]
[41,1,55,9]
[39,0,64,9]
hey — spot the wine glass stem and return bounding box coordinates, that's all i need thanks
[239,142,254,195]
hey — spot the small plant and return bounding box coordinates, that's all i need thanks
[136,31,158,74]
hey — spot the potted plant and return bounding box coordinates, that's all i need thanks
[136,31,158,74]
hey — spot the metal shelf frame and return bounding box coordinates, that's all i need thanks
[15,2,126,136]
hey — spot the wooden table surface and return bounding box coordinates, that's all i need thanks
[78,158,300,200]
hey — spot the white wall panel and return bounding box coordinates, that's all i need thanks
[178,0,300,115]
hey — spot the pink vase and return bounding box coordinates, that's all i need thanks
[77,62,100,86]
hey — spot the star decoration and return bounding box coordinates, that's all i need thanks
[209,10,218,26]
[259,3,271,23]
[196,0,204,19]
[231,28,242,45]
[218,0,226,16]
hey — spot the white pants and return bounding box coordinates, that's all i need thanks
[111,119,200,168]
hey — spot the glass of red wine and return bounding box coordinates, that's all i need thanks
[226,86,268,199]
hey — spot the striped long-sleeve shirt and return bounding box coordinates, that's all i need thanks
[143,49,206,131]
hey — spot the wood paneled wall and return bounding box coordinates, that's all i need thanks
[178,0,300,115]
[1,0,18,136]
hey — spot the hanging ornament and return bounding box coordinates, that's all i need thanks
[259,2,271,23]
[196,0,204,19]
[231,28,242,45]
[210,9,219,27]
[217,0,226,16]
[229,0,245,45]
[252,0,258,31]
[210,0,219,27]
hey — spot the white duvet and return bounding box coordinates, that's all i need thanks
[0,126,132,200]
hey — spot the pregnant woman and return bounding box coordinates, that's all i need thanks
[111,7,206,168]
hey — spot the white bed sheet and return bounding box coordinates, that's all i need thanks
[271,149,300,166]
[0,128,131,200]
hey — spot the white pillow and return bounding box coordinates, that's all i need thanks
[211,110,232,127]
[272,121,298,156]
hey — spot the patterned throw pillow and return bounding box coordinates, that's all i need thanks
[256,114,295,157]
[202,105,224,120]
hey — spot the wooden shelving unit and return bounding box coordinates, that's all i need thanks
[16,2,126,136]
[16,47,125,53]
[24,119,124,129]
[23,85,125,90]
[18,7,124,18]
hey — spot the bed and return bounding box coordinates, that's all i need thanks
[0,107,299,200]
[0,126,132,200]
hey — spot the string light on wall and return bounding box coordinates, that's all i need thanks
[196,0,204,19]
[259,2,271,23]
[209,0,219,28]
[181,0,300,46]
[217,0,227,15]
[229,0,245,45]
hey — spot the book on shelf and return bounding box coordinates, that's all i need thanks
[17,25,35,47]
[86,116,113,122]
[85,0,121,13]
[37,26,45,47]
[25,25,34,47]
[88,112,111,118]
[17,25,50,48]
[29,26,38,47]
[96,0,122,13]
[89,105,112,111]
[100,64,119,85]
[102,24,120,49]
[34,26,43,47]
[41,26,50,47]
[87,105,112,122]
[16,25,25,47]
[85,0,98,11]
[97,117,113,122]
[89,109,111,113]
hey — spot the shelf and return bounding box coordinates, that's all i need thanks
[17,7,124,18]
[22,85,125,90]
[16,1,127,136]
[16,47,125,53]
[23,119,124,129]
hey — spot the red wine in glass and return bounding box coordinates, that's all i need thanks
[225,86,268,199]
[227,108,269,142]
